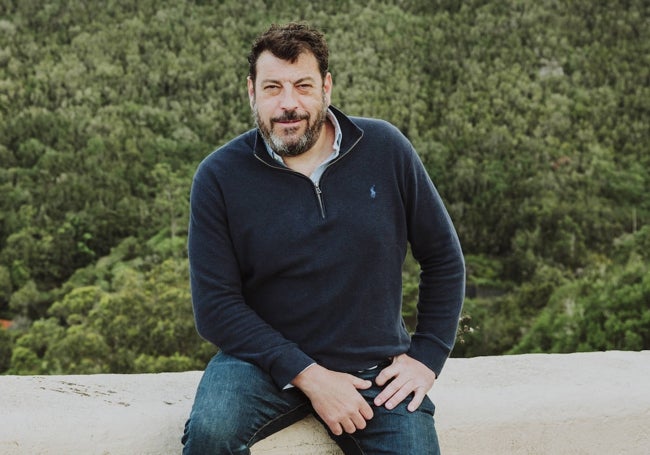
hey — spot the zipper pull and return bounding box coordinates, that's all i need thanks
[314,184,326,219]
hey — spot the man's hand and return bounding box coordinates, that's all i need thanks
[373,353,436,412]
[291,364,374,435]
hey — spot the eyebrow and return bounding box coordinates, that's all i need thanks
[260,76,318,86]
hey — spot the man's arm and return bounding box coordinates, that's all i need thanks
[188,164,314,388]
[374,141,465,411]
[405,142,465,373]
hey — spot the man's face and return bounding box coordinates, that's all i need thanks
[248,51,332,157]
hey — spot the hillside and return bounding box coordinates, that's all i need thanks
[0,0,648,374]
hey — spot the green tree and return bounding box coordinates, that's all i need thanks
[512,227,650,353]
[0,327,12,373]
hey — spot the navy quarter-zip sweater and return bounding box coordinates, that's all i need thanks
[188,106,465,389]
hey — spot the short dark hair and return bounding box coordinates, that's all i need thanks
[248,22,329,83]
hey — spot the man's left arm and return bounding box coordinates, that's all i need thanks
[375,142,465,411]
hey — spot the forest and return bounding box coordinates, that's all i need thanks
[0,0,648,374]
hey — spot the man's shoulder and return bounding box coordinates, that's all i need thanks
[191,129,258,187]
[210,129,257,160]
[197,129,256,168]
[346,114,404,140]
[348,115,412,152]
[331,106,396,135]
[349,115,393,129]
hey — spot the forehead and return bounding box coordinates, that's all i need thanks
[255,50,321,83]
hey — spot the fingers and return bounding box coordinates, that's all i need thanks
[330,419,350,436]
[407,388,427,412]
[373,362,400,407]
[374,375,410,409]
[374,363,394,387]
[359,400,374,420]
[329,377,372,434]
[336,375,374,433]
[344,411,369,434]
[324,399,373,435]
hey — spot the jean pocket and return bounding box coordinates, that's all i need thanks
[416,395,436,416]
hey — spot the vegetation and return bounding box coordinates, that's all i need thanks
[1,0,648,374]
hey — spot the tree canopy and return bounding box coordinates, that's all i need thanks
[1,0,648,373]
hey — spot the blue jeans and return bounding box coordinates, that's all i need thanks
[182,352,440,455]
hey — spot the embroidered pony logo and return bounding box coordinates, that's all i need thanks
[370,185,377,199]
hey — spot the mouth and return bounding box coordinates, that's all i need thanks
[275,119,303,126]
[272,119,306,135]
[272,111,309,126]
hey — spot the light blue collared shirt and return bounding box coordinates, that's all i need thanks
[265,108,343,185]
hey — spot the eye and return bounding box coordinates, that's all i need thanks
[296,83,314,92]
[263,84,281,94]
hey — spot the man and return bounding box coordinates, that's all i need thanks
[182,22,465,455]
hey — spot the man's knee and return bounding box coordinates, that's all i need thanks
[182,413,250,455]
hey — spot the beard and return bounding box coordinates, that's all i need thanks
[253,95,329,158]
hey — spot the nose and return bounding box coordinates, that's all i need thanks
[278,86,298,110]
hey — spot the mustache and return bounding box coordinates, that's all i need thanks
[272,110,310,123]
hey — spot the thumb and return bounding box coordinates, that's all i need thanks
[352,376,373,390]
[374,365,395,387]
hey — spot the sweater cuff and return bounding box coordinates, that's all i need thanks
[407,334,453,378]
[269,348,315,389]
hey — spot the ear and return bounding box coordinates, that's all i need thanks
[323,72,333,106]
[247,76,255,109]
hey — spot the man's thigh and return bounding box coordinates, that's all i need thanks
[182,352,312,454]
